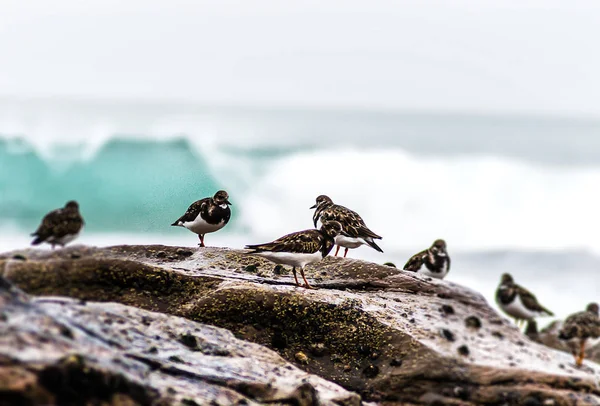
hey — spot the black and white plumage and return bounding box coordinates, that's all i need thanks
[310,195,382,258]
[171,190,232,247]
[403,239,450,279]
[495,273,553,328]
[245,221,342,289]
[559,303,600,367]
[31,201,84,249]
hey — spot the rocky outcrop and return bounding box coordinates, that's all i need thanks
[0,275,360,405]
[2,245,600,405]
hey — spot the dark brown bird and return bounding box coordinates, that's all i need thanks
[310,194,382,257]
[403,239,450,279]
[245,221,342,289]
[559,303,600,367]
[171,190,232,247]
[31,201,84,249]
[495,273,553,328]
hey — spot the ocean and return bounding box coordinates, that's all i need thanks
[1,98,599,319]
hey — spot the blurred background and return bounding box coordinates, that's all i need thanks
[1,0,599,318]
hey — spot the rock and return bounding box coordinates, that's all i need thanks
[0,276,361,405]
[295,352,309,364]
[2,245,600,405]
[465,315,482,329]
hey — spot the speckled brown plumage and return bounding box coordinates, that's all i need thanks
[310,195,382,257]
[245,221,342,288]
[31,201,84,249]
[559,303,600,367]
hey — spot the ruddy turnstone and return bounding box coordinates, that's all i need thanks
[495,273,553,328]
[31,200,84,249]
[403,239,450,279]
[171,190,232,247]
[245,221,342,289]
[559,303,600,367]
[310,195,382,257]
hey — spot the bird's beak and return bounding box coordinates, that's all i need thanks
[309,204,317,209]
[226,199,233,205]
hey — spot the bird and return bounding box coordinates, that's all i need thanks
[310,195,382,257]
[171,190,232,247]
[31,200,84,249]
[495,273,553,328]
[403,239,450,279]
[244,221,343,289]
[559,303,600,367]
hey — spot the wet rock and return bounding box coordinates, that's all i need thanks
[271,330,287,350]
[176,248,194,257]
[440,329,455,342]
[309,343,327,357]
[389,358,403,367]
[465,315,482,329]
[0,276,360,406]
[362,365,379,379]
[2,245,600,405]
[179,333,199,350]
[441,304,455,315]
[295,352,309,364]
[457,345,470,356]
[273,265,286,275]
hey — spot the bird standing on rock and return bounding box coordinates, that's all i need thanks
[403,239,450,279]
[559,302,600,367]
[31,200,84,249]
[310,195,383,257]
[495,273,553,328]
[171,190,232,247]
[245,221,343,289]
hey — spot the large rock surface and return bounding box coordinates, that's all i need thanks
[0,275,360,405]
[2,245,600,405]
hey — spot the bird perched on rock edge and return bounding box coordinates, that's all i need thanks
[559,302,600,367]
[171,190,232,247]
[31,200,84,249]
[244,221,343,289]
[403,239,450,279]
[495,273,553,328]
[310,194,382,257]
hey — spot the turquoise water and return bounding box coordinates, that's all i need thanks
[1,137,219,232]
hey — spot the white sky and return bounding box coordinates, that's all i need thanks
[1,0,599,116]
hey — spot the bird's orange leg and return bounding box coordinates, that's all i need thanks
[334,246,340,256]
[198,234,205,247]
[300,267,313,289]
[576,339,586,367]
[343,248,349,258]
[292,267,300,286]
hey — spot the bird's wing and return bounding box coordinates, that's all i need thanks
[518,286,554,316]
[173,198,209,224]
[403,249,427,272]
[320,206,381,239]
[32,209,62,238]
[246,230,322,254]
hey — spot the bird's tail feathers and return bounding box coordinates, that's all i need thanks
[31,237,44,245]
[364,237,384,253]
